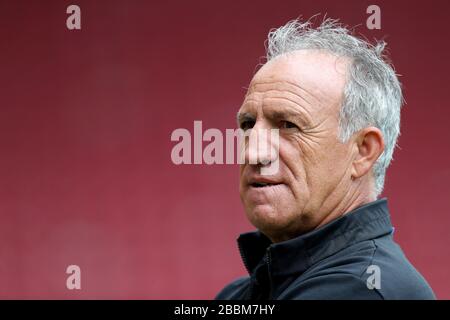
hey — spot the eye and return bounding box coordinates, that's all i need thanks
[240,120,255,131]
[280,120,299,130]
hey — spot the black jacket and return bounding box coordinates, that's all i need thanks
[216,199,435,300]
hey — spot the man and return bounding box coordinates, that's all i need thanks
[216,18,435,300]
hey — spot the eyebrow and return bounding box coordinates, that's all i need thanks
[237,104,311,127]
[268,107,311,125]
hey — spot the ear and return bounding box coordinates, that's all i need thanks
[351,127,385,180]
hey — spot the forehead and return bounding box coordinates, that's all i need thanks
[243,49,350,115]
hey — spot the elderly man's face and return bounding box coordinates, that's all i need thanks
[238,50,355,242]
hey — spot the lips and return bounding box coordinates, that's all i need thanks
[247,176,283,188]
[244,175,286,204]
[250,182,282,188]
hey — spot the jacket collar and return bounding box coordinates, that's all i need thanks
[237,198,394,277]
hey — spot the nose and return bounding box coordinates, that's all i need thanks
[245,126,279,168]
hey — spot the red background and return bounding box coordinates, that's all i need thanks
[1,0,449,299]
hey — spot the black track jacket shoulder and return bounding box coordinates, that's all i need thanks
[215,199,435,300]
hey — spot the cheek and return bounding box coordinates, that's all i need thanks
[279,140,302,173]
[279,140,307,187]
[281,136,340,196]
[305,142,351,195]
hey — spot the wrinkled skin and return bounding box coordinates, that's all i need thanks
[238,49,385,243]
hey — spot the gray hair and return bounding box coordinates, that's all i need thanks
[265,18,403,197]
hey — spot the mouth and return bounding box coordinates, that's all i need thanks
[250,182,282,188]
[245,179,286,203]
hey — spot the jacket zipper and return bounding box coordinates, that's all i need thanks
[265,249,274,299]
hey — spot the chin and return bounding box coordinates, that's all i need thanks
[246,204,294,236]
